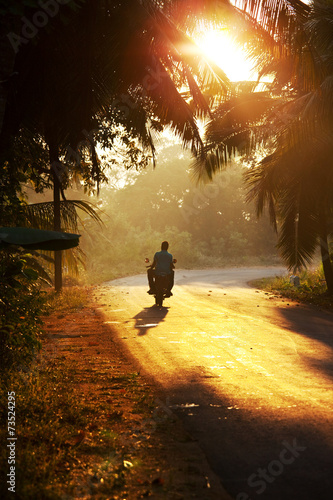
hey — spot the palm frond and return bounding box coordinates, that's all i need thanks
[245,157,279,216]
[163,0,234,27]
[20,252,53,286]
[68,200,103,227]
[191,91,281,180]
[17,199,102,280]
[23,200,102,232]
[277,196,320,270]
[234,0,310,36]
[1,0,243,195]
[233,0,322,92]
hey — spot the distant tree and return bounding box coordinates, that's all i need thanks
[86,145,277,278]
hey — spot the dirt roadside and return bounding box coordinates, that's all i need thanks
[42,291,233,500]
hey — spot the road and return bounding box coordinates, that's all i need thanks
[93,267,333,500]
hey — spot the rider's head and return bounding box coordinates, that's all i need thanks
[161,241,169,251]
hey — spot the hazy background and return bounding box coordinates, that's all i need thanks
[27,140,280,284]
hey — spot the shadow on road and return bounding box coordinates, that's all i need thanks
[276,305,333,380]
[163,380,333,500]
[133,305,169,336]
[97,302,333,500]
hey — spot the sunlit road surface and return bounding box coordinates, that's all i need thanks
[94,268,333,500]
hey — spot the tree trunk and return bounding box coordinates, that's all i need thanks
[319,228,333,295]
[53,181,62,292]
[49,143,62,292]
[0,16,18,139]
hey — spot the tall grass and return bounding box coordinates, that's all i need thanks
[44,286,90,313]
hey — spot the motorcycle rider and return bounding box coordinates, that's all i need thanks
[147,241,174,297]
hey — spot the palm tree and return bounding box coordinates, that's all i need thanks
[194,0,333,293]
[0,0,231,290]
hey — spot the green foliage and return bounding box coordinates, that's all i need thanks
[0,252,46,370]
[22,199,103,280]
[1,0,229,192]
[0,159,27,227]
[80,146,279,284]
[252,267,333,308]
[0,129,54,228]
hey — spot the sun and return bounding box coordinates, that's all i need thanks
[194,29,255,82]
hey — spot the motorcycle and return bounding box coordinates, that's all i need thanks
[145,257,176,307]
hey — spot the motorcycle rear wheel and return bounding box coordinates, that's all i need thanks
[155,292,163,307]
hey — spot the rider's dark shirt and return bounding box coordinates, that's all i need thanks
[154,250,173,275]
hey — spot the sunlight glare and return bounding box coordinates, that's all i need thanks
[195,29,255,82]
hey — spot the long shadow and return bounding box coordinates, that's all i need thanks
[275,304,333,380]
[164,380,333,500]
[132,305,169,336]
[96,303,333,500]
[93,290,333,499]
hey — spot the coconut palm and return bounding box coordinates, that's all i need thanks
[0,0,232,289]
[243,0,333,292]
[194,0,333,293]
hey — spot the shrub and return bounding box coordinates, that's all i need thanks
[0,252,46,371]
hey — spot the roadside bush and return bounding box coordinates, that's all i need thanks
[0,252,45,372]
[252,266,333,309]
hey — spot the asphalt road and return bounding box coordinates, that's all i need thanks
[94,267,333,500]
